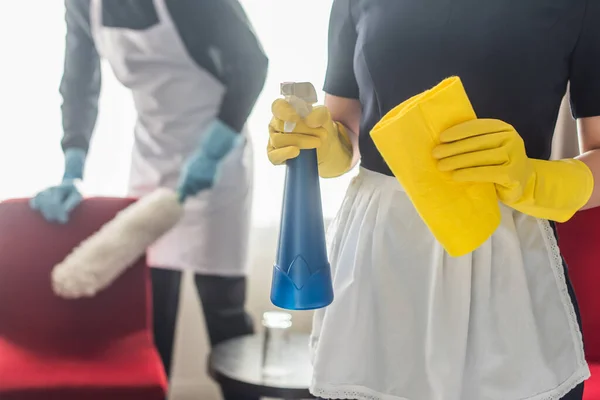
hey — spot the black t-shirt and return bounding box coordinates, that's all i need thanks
[325,0,600,176]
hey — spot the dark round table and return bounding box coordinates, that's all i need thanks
[208,333,316,399]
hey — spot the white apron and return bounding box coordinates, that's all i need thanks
[310,168,589,400]
[89,0,253,276]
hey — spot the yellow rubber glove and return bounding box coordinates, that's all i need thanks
[268,99,353,178]
[433,119,594,222]
[370,77,501,257]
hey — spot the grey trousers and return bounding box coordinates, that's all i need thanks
[151,267,257,400]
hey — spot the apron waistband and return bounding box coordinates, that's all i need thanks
[357,167,406,193]
[356,167,516,215]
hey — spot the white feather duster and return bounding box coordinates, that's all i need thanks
[52,188,184,298]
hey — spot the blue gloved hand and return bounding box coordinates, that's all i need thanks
[178,119,241,201]
[30,148,86,224]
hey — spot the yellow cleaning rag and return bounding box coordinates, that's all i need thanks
[370,77,501,257]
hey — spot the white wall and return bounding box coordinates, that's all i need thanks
[551,91,580,160]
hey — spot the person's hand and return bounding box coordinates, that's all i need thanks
[432,119,533,203]
[177,120,241,201]
[432,118,594,222]
[30,180,83,224]
[268,99,353,178]
[30,148,85,224]
[178,154,220,200]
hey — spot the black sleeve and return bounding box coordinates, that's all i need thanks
[323,0,359,99]
[569,0,600,119]
[60,0,102,153]
[167,0,268,133]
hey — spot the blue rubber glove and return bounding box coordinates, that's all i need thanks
[178,120,241,201]
[30,148,85,224]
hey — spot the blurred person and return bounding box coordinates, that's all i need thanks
[267,0,600,399]
[30,1,267,399]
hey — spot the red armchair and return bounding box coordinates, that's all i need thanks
[558,208,600,399]
[0,198,167,400]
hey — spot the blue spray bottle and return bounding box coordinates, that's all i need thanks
[270,82,334,310]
